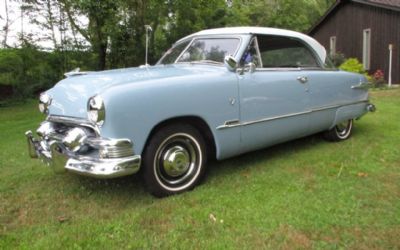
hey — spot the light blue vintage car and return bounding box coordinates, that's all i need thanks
[26,27,375,197]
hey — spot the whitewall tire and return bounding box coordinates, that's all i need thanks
[142,124,207,197]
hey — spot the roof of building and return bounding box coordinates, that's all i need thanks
[309,0,400,34]
[367,0,400,9]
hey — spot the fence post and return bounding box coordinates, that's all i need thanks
[388,44,393,88]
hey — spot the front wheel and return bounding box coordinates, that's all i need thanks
[142,124,207,197]
[323,119,353,141]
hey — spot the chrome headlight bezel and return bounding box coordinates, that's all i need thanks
[88,95,105,126]
[39,93,52,114]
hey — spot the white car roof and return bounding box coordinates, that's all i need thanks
[177,26,327,62]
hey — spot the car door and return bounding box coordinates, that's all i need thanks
[238,35,321,153]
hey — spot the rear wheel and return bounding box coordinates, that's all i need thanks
[142,124,207,197]
[323,119,353,141]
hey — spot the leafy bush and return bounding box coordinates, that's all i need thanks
[0,45,95,102]
[0,47,58,100]
[339,58,371,81]
[339,58,365,74]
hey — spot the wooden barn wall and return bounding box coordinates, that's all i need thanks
[310,2,400,84]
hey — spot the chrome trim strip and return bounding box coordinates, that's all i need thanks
[216,119,240,130]
[241,110,311,128]
[351,82,370,89]
[311,100,368,112]
[217,100,369,130]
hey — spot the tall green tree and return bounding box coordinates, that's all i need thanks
[59,0,119,70]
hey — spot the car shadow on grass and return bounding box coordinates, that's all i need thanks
[65,129,361,200]
[208,133,326,172]
[69,133,323,196]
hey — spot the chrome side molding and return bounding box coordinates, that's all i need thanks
[351,81,371,89]
[217,100,371,130]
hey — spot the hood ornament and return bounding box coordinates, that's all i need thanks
[64,67,91,78]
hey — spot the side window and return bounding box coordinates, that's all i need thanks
[256,35,320,68]
[240,38,262,67]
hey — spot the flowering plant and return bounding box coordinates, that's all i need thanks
[372,69,385,87]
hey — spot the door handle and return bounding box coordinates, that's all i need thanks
[297,76,308,84]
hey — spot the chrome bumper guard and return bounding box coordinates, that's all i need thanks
[25,121,141,178]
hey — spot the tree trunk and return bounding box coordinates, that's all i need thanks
[2,0,9,47]
[96,42,107,70]
[46,0,58,48]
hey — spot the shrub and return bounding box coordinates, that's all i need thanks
[0,46,60,100]
[339,58,371,82]
[339,58,365,74]
[0,45,95,102]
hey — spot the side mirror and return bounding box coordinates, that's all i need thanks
[224,55,238,72]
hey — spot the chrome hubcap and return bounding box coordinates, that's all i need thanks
[336,121,350,136]
[163,146,190,177]
[155,134,200,188]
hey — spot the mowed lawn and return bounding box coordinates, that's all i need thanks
[0,89,399,249]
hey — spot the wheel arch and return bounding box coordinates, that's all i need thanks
[144,116,217,160]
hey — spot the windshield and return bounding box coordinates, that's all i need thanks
[158,38,240,65]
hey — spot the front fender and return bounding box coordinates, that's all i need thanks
[98,66,240,157]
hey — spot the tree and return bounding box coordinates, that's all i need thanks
[2,0,10,47]
[59,0,119,70]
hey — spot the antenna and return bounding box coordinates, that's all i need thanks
[144,25,153,66]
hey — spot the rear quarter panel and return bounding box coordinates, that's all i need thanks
[306,70,369,132]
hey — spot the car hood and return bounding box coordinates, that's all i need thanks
[47,64,223,119]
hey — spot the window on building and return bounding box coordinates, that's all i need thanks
[330,36,336,56]
[363,29,371,70]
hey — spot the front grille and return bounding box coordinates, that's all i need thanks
[40,116,134,159]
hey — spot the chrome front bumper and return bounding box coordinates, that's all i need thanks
[25,119,141,179]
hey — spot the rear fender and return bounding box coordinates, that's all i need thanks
[330,102,368,129]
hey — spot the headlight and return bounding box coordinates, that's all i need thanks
[88,95,105,126]
[39,93,52,114]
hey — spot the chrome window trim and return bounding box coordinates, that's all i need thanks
[173,39,195,64]
[156,39,193,65]
[254,37,263,67]
[217,100,369,130]
[248,36,263,67]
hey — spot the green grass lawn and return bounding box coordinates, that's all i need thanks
[1,89,399,249]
